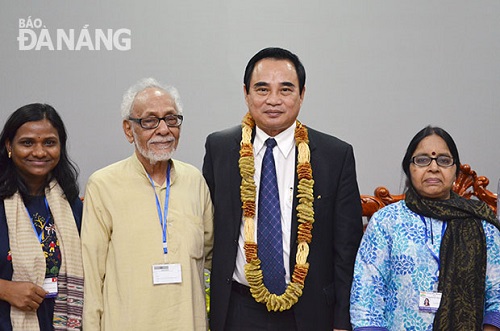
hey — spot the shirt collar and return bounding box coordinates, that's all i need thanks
[131,152,176,188]
[254,122,296,158]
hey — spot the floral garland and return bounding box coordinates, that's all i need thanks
[239,112,315,312]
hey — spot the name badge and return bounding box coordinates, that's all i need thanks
[152,263,182,285]
[419,291,442,313]
[43,277,58,298]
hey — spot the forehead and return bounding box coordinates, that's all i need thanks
[15,119,58,138]
[133,88,176,115]
[251,58,299,84]
[414,134,450,154]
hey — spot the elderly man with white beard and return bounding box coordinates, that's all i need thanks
[81,78,214,331]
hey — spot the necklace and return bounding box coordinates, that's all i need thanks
[239,112,314,311]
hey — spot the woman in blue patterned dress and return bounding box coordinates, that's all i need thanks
[0,104,84,330]
[350,126,500,331]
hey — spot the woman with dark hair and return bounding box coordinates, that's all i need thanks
[350,126,500,331]
[0,103,83,330]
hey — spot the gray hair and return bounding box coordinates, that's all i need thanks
[120,77,183,119]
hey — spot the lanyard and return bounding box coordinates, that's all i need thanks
[147,164,171,254]
[26,197,51,244]
[420,215,446,275]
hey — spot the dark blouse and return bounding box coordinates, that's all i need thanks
[0,196,82,331]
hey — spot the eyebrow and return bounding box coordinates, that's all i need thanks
[140,109,178,117]
[252,81,296,88]
[18,133,59,139]
[281,82,295,88]
[414,153,452,157]
[253,82,269,88]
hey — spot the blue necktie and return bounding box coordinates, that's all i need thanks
[257,138,286,295]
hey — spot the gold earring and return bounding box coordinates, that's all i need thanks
[8,151,11,158]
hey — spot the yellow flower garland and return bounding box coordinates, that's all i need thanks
[239,112,315,312]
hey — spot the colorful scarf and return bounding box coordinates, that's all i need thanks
[4,180,84,331]
[405,187,500,331]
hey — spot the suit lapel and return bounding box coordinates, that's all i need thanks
[230,132,244,239]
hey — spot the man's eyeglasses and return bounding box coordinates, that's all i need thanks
[411,155,455,167]
[128,114,183,129]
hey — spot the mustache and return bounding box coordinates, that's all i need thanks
[148,137,175,144]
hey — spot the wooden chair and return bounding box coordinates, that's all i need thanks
[361,164,498,222]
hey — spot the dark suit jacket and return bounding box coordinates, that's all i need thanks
[203,125,363,331]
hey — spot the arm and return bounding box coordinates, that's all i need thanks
[483,222,500,329]
[81,177,111,330]
[0,202,47,312]
[0,279,46,311]
[202,134,216,272]
[202,133,216,201]
[202,180,214,271]
[332,145,363,329]
[350,211,391,330]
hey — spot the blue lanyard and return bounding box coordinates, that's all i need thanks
[26,197,51,244]
[147,164,171,254]
[420,215,446,274]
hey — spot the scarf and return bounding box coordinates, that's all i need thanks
[4,180,84,331]
[405,187,500,331]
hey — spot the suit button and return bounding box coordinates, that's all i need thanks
[226,278,231,284]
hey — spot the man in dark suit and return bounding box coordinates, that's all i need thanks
[203,47,363,331]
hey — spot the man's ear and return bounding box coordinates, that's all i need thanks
[299,85,306,106]
[243,84,249,107]
[123,120,134,143]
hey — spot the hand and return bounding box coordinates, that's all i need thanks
[333,329,349,331]
[484,324,500,331]
[0,279,46,311]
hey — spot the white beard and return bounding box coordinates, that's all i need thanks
[133,130,176,165]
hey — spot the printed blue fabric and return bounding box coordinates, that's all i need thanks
[350,200,500,331]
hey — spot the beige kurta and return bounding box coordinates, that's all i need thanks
[81,154,213,331]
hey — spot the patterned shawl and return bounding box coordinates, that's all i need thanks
[4,180,84,331]
[405,187,500,331]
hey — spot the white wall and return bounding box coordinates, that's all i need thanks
[1,1,499,197]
